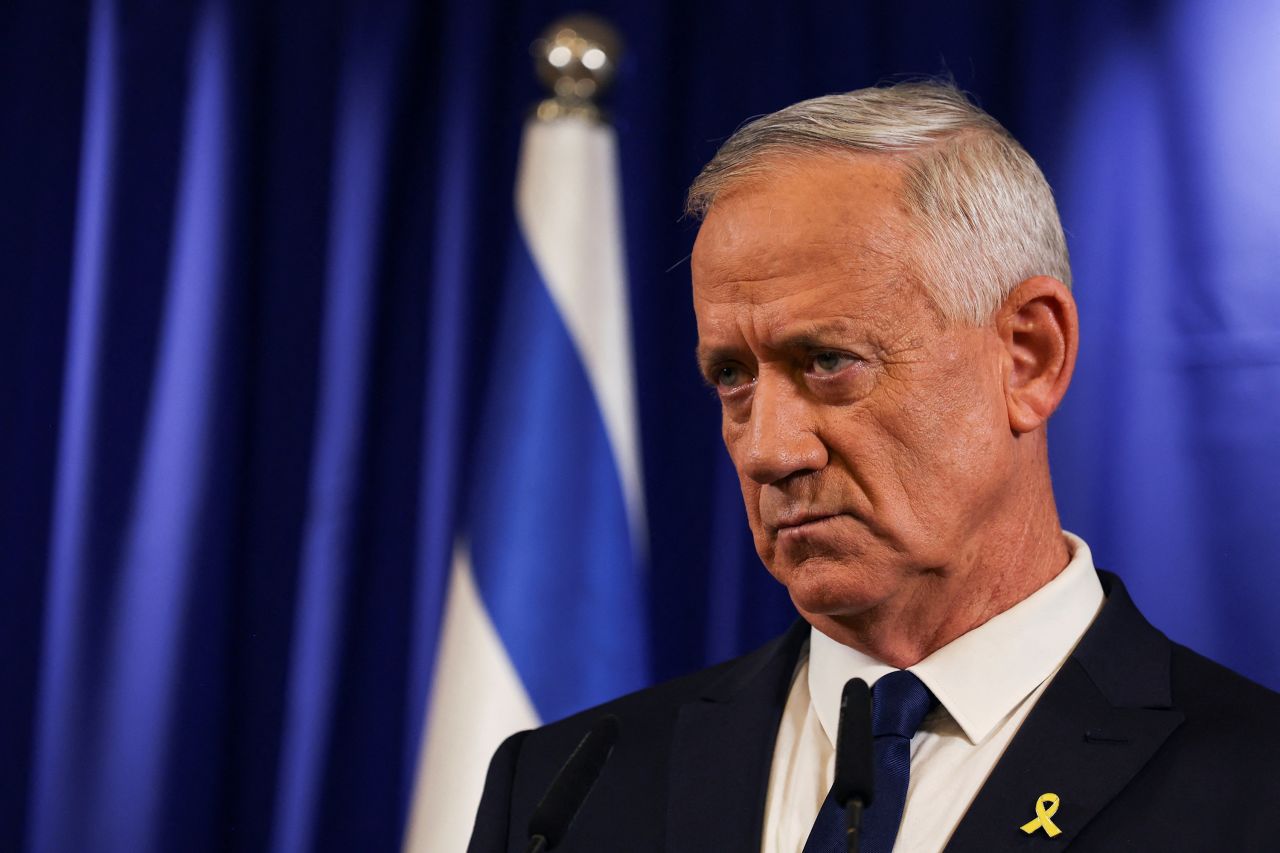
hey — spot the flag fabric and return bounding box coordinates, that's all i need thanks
[404,112,649,851]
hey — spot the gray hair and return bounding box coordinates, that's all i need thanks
[686,82,1071,325]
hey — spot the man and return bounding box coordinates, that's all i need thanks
[469,82,1280,851]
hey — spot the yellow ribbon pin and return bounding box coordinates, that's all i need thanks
[1020,793,1063,838]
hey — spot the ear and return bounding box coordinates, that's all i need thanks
[995,276,1079,434]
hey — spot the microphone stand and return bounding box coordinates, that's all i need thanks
[844,796,865,853]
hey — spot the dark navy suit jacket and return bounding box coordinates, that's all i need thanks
[469,574,1280,851]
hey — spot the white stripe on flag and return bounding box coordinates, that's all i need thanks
[403,543,539,852]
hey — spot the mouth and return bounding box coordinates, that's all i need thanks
[773,512,842,535]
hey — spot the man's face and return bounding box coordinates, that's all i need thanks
[691,154,1018,621]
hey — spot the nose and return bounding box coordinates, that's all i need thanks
[738,373,828,485]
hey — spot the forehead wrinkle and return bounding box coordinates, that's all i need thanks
[696,249,902,311]
[695,222,911,310]
[694,265,918,366]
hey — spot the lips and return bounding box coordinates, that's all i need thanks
[773,512,841,533]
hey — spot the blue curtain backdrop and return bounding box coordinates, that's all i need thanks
[2,0,1277,850]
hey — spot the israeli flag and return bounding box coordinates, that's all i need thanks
[404,113,648,850]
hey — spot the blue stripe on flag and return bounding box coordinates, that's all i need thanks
[467,233,647,723]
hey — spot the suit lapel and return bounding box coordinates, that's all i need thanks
[944,658,1183,851]
[665,621,809,853]
[946,573,1185,851]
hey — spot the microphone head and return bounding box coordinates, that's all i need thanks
[527,715,620,848]
[832,678,874,807]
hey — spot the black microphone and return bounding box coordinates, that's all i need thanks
[832,678,874,853]
[525,715,620,853]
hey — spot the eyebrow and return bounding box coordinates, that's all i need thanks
[694,319,863,371]
[773,320,862,350]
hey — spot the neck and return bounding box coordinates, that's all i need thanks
[806,458,1070,668]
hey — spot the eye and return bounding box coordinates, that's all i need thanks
[713,363,752,390]
[809,351,858,375]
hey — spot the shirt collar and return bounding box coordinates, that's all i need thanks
[808,532,1104,748]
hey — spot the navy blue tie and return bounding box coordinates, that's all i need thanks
[802,671,937,853]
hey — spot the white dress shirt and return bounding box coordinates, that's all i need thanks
[761,533,1105,853]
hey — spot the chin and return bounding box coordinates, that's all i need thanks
[773,555,889,617]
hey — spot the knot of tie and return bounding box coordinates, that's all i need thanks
[871,670,937,739]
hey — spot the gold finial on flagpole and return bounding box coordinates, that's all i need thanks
[531,14,622,121]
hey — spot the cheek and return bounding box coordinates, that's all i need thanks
[889,358,1012,523]
[934,352,1010,468]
